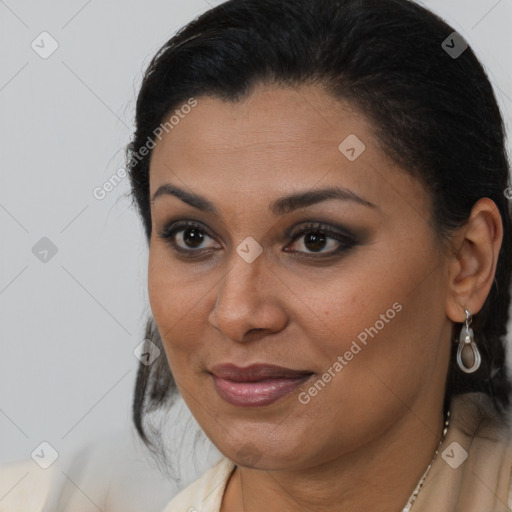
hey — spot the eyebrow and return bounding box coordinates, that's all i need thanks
[151,183,376,215]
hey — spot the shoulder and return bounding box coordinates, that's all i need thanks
[506,428,512,510]
[0,458,55,512]
[504,429,512,510]
[41,429,183,511]
[0,428,184,512]
[455,392,512,508]
[162,456,236,512]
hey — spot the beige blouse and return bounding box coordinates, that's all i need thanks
[2,392,512,511]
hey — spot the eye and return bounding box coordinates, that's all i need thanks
[157,220,358,258]
[285,222,358,256]
[157,221,219,255]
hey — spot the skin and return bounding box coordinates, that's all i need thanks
[147,83,503,512]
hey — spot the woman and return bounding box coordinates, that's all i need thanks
[2,0,511,510]
[128,0,512,510]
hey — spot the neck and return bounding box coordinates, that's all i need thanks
[220,405,446,512]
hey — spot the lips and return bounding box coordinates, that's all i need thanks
[209,363,314,407]
[209,363,313,381]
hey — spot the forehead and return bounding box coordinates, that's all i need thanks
[150,84,375,181]
[148,83,430,221]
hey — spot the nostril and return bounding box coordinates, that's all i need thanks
[242,328,267,341]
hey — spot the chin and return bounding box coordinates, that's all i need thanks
[218,436,312,471]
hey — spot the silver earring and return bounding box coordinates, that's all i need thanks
[456,309,481,373]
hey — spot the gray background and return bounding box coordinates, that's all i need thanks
[1,0,511,468]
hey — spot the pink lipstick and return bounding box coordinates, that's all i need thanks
[209,363,313,407]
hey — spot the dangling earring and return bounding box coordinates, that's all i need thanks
[456,309,481,373]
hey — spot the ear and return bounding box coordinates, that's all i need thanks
[445,197,503,323]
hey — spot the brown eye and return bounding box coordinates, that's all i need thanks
[157,220,358,259]
[285,223,358,256]
[158,221,219,253]
[179,226,206,248]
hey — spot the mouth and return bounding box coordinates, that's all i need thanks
[208,363,314,407]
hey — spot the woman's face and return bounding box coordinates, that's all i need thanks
[147,83,453,470]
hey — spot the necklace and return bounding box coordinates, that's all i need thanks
[401,409,451,512]
[229,409,451,511]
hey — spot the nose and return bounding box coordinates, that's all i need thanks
[208,250,288,342]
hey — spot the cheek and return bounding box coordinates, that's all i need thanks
[289,253,402,351]
[147,247,213,374]
[148,246,200,325]
[295,243,436,385]
[147,249,186,357]
[147,249,172,326]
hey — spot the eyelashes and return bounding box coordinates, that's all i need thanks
[157,221,218,256]
[157,220,359,259]
[285,222,358,256]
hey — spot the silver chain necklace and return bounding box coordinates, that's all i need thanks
[401,410,451,512]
